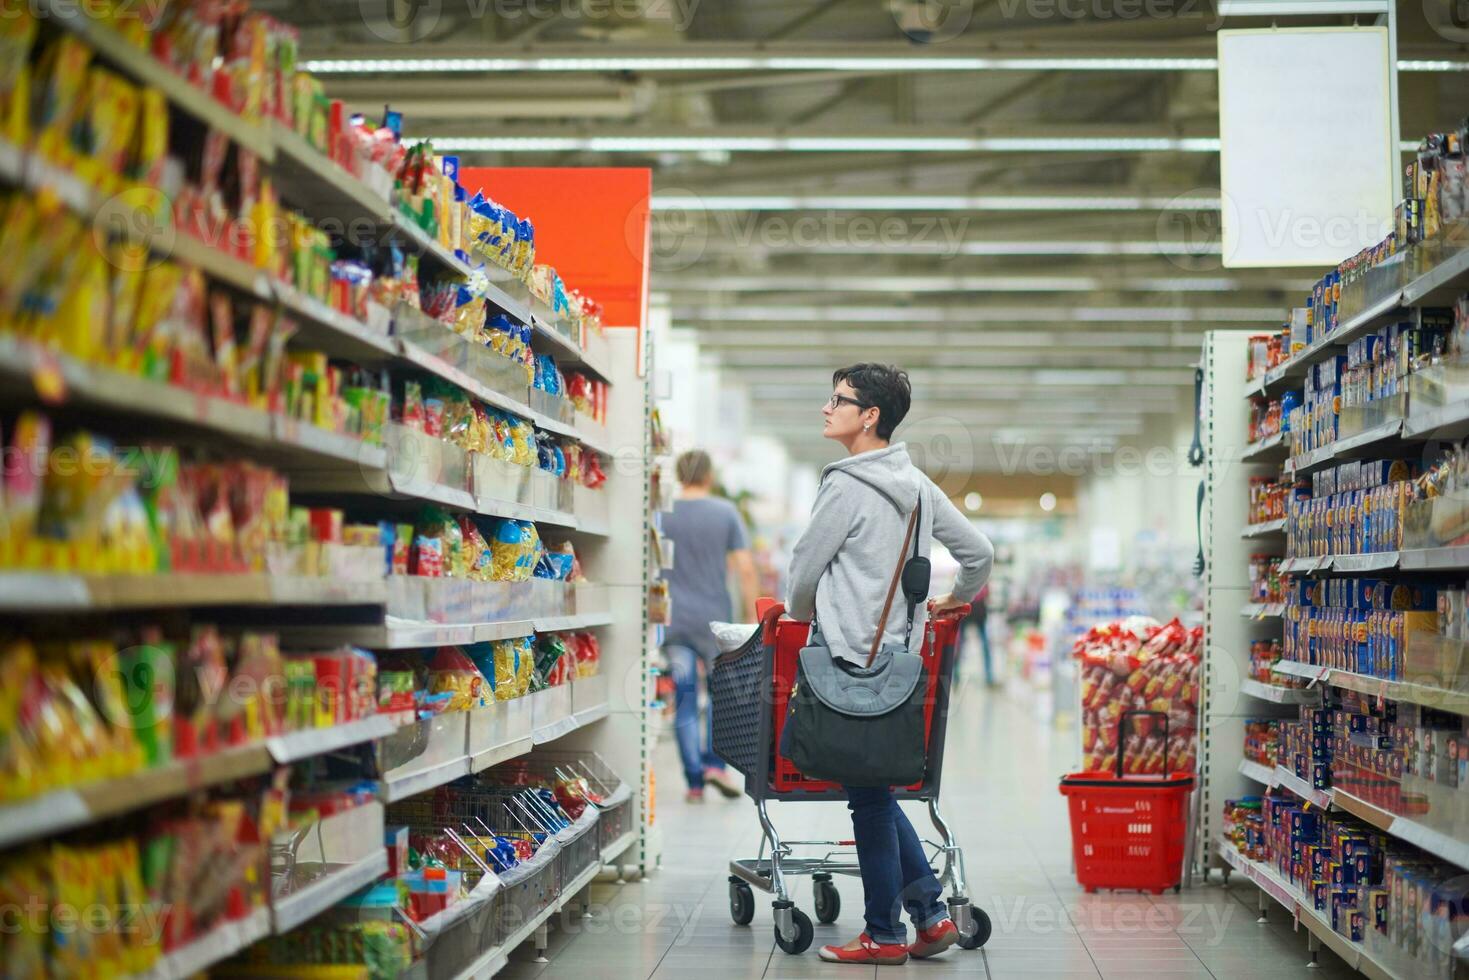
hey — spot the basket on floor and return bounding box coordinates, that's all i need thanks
[1059,710,1194,894]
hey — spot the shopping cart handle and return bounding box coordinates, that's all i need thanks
[758,600,786,647]
[929,601,971,622]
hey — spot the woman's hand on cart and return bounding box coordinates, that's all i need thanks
[929,594,971,620]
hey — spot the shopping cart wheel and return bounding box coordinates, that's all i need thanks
[772,903,813,955]
[949,899,991,950]
[813,875,840,924]
[728,878,754,925]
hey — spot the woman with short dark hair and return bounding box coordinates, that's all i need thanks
[786,363,994,966]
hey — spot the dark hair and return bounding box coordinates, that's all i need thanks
[675,449,713,487]
[832,364,911,441]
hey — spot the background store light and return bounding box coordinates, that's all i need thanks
[964,493,984,512]
[648,195,1223,211]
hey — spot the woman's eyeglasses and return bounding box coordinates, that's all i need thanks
[826,393,866,410]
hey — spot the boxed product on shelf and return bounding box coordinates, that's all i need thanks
[1233,784,1469,974]
[1248,477,1299,524]
[1248,394,1289,443]
[1285,458,1417,558]
[1075,619,1201,774]
[1281,578,1439,677]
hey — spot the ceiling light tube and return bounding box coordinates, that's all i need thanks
[427,135,1220,153]
[304,55,1467,74]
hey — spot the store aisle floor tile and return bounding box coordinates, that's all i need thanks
[504,690,1374,979]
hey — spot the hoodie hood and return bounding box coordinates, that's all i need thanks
[822,443,920,513]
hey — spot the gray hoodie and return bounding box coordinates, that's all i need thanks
[786,444,995,665]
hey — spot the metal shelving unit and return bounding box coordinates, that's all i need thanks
[2,9,655,973]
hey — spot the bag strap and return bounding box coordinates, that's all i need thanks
[866,504,920,668]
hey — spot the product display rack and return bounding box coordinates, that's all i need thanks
[0,10,653,975]
[1217,839,1424,980]
[1203,229,1469,971]
[1199,331,1289,880]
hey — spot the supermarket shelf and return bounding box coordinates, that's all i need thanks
[396,338,541,427]
[391,212,473,278]
[130,906,272,980]
[273,283,397,363]
[1241,603,1285,620]
[1405,398,1469,441]
[1280,556,1330,574]
[1289,418,1406,475]
[283,619,537,650]
[1333,789,1469,869]
[1273,765,1332,809]
[0,338,389,475]
[381,755,472,804]
[1271,659,1329,682]
[1241,431,1287,462]
[36,0,273,160]
[1239,679,1319,705]
[170,233,275,300]
[1404,243,1469,307]
[1240,519,1286,538]
[1328,551,1399,573]
[1237,758,1278,786]
[532,696,609,745]
[451,858,602,980]
[0,742,272,851]
[0,572,386,612]
[269,120,392,226]
[600,829,638,867]
[535,612,615,633]
[1253,291,1406,399]
[477,261,535,328]
[1270,660,1469,715]
[266,714,402,764]
[1217,840,1411,980]
[273,849,390,935]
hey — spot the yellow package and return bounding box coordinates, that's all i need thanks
[114,838,154,973]
[81,67,140,195]
[49,844,95,975]
[107,257,144,370]
[491,639,517,701]
[0,850,49,979]
[0,11,35,148]
[39,660,110,785]
[32,35,93,167]
[131,88,168,186]
[49,231,109,364]
[74,640,143,779]
[132,262,182,377]
[0,641,42,802]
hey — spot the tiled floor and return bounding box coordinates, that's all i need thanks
[501,686,1358,978]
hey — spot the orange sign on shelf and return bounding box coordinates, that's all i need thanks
[458,167,652,335]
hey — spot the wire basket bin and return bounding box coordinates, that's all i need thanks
[709,624,767,781]
[496,749,633,863]
[1059,710,1195,894]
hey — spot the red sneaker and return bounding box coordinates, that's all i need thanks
[818,933,909,966]
[908,919,959,959]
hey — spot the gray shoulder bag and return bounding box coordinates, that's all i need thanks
[782,498,932,787]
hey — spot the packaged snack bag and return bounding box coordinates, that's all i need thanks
[490,520,541,582]
[428,647,486,711]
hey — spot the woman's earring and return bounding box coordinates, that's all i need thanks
[863,424,870,432]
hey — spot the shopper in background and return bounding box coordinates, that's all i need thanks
[786,364,994,966]
[961,585,996,687]
[662,449,759,802]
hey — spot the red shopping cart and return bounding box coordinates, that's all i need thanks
[1059,710,1194,894]
[709,598,989,956]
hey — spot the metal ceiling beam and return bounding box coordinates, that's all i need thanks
[671,303,1281,323]
[299,42,1466,74]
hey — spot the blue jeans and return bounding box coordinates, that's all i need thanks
[843,786,947,944]
[667,645,723,790]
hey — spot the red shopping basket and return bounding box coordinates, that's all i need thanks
[1059,710,1194,894]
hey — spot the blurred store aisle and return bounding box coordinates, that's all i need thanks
[500,686,1359,979]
